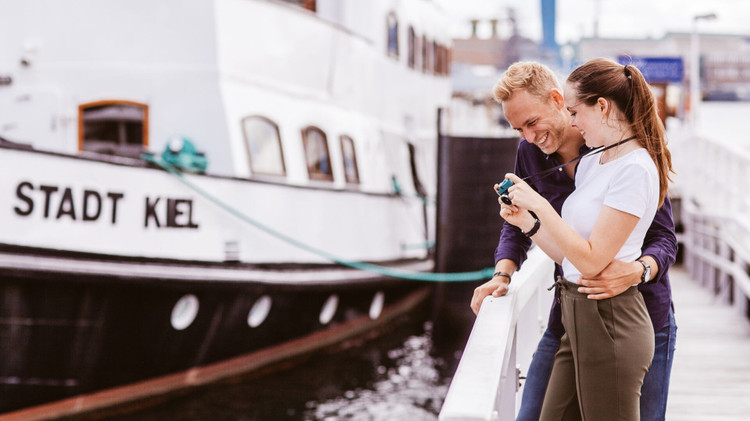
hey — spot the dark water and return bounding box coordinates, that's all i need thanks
[101,309,470,421]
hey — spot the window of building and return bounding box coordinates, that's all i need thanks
[387,12,399,58]
[302,126,333,181]
[340,135,360,184]
[242,116,286,177]
[407,26,417,69]
[79,101,148,158]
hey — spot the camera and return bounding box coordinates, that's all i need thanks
[496,178,514,205]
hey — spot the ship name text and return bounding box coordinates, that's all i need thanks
[13,182,199,229]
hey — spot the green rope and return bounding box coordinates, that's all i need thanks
[143,155,494,282]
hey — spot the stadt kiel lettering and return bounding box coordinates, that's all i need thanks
[13,181,199,229]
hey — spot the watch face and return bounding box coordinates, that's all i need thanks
[639,260,650,282]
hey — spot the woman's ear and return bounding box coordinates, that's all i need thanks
[597,97,609,115]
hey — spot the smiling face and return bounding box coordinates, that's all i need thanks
[503,89,569,156]
[563,83,606,148]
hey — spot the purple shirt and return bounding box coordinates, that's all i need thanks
[495,140,677,337]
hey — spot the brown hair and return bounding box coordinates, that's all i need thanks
[493,61,561,103]
[567,58,674,206]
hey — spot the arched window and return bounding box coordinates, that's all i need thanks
[421,35,430,73]
[438,45,450,76]
[78,100,148,158]
[302,126,333,181]
[242,116,286,177]
[432,40,439,75]
[407,26,416,69]
[340,135,360,184]
[435,44,444,75]
[386,12,399,59]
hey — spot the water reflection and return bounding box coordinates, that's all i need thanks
[104,317,463,421]
[305,322,449,420]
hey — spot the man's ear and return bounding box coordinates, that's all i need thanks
[549,89,565,109]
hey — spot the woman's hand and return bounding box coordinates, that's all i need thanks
[499,201,535,231]
[503,174,548,212]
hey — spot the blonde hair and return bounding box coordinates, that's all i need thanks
[493,61,562,103]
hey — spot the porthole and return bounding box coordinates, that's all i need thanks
[247,295,272,328]
[369,291,385,320]
[319,294,339,325]
[171,294,199,331]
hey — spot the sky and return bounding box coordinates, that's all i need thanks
[434,0,750,44]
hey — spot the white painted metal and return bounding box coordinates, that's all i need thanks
[671,130,750,317]
[439,246,554,421]
[0,0,452,265]
[0,148,429,263]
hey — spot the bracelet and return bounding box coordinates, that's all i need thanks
[523,216,541,237]
[493,271,511,283]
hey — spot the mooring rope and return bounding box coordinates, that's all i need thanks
[143,155,495,282]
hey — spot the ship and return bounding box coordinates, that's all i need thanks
[0,0,457,416]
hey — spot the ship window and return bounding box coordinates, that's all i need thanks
[439,45,450,76]
[242,116,286,177]
[79,101,148,158]
[432,40,439,75]
[422,35,430,73]
[302,126,333,181]
[277,0,316,12]
[340,135,360,184]
[386,12,399,58]
[407,26,417,69]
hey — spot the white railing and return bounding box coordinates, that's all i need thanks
[672,131,750,316]
[681,200,750,316]
[439,246,554,421]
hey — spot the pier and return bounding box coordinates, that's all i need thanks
[667,267,750,421]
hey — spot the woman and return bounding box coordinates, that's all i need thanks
[499,58,674,420]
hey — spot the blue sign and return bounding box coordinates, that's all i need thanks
[617,56,684,83]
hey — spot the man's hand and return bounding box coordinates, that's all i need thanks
[576,259,641,300]
[471,276,510,315]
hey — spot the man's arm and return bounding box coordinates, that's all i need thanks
[470,258,517,315]
[471,140,533,315]
[577,196,678,299]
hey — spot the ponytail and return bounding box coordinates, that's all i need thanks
[624,64,674,207]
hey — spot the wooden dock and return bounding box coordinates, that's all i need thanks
[666,265,750,420]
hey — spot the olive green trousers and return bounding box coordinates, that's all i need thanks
[540,280,655,421]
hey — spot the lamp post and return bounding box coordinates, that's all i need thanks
[690,13,717,127]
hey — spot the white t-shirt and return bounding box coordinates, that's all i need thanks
[561,148,659,283]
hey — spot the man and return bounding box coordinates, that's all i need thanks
[470,62,678,421]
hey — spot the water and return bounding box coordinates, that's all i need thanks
[101,312,467,421]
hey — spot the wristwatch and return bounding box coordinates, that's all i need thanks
[637,259,651,284]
